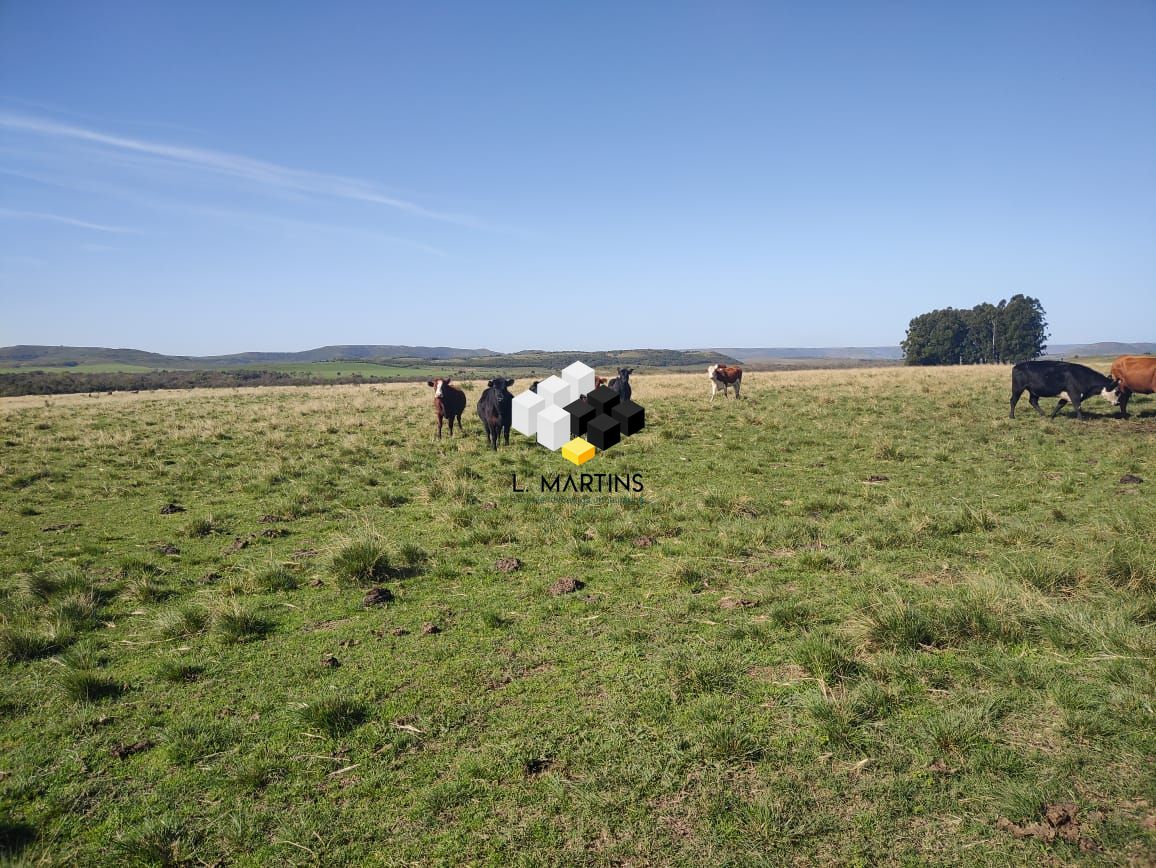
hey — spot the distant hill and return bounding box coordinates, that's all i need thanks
[711,347,904,361]
[0,344,736,373]
[1043,342,1156,358]
[0,344,497,370]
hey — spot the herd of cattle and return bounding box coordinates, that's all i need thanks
[427,368,637,449]
[424,355,1154,443]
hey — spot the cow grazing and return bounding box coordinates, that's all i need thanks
[1109,355,1156,418]
[708,364,743,401]
[1009,361,1119,420]
[607,368,633,402]
[427,378,466,439]
[477,377,515,449]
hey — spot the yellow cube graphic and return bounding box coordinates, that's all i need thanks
[561,437,595,466]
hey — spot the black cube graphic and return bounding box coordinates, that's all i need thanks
[564,398,598,437]
[611,399,645,436]
[586,385,620,415]
[585,413,621,450]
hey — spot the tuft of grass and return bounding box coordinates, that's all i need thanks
[1103,542,1153,592]
[865,601,936,650]
[185,515,222,537]
[668,655,739,697]
[253,564,298,592]
[212,602,272,645]
[331,539,391,587]
[398,543,428,568]
[480,611,511,629]
[110,818,194,867]
[298,696,368,737]
[54,590,100,631]
[156,659,204,684]
[163,720,234,766]
[0,624,59,663]
[0,817,37,857]
[797,631,860,682]
[58,667,122,703]
[673,563,707,592]
[922,709,981,756]
[700,721,764,763]
[155,603,209,640]
[14,572,57,601]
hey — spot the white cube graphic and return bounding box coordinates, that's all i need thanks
[562,361,596,398]
[536,404,571,451]
[537,375,573,408]
[512,389,546,436]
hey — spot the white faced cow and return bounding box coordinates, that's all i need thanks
[708,364,743,401]
[427,377,466,438]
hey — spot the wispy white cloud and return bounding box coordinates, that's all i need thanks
[0,113,489,229]
[0,207,137,233]
[0,167,449,257]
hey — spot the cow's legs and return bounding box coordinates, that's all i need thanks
[436,415,444,439]
[1070,394,1084,420]
[503,425,510,446]
[1010,389,1022,418]
[1119,391,1131,419]
[710,381,718,401]
[733,380,741,399]
[1050,398,1068,419]
[1028,393,1045,416]
[447,415,455,437]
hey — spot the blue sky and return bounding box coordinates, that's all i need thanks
[1,1,1153,354]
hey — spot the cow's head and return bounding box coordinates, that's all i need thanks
[1101,380,1121,406]
[487,377,515,392]
[427,377,450,398]
[617,368,633,380]
[707,364,719,379]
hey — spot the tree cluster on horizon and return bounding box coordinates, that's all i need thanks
[901,294,1049,366]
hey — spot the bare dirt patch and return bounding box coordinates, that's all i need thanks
[719,596,758,609]
[362,588,393,606]
[996,803,1100,853]
[110,740,153,759]
[549,577,584,595]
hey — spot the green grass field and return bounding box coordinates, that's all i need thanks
[1,367,1153,865]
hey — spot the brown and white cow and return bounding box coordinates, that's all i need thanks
[708,364,743,401]
[427,377,466,439]
[1110,355,1156,418]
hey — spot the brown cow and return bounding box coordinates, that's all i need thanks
[1110,355,1156,418]
[708,364,743,401]
[427,377,466,438]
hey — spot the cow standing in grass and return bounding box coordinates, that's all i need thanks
[608,368,633,402]
[1109,355,1156,418]
[708,364,743,401]
[427,378,466,439]
[477,377,515,449]
[1009,361,1119,420]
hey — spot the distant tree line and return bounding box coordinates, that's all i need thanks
[0,369,388,397]
[901,294,1049,365]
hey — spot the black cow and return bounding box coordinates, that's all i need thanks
[607,367,633,402]
[1010,361,1120,420]
[477,377,515,449]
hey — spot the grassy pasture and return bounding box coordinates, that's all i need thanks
[0,366,1153,865]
